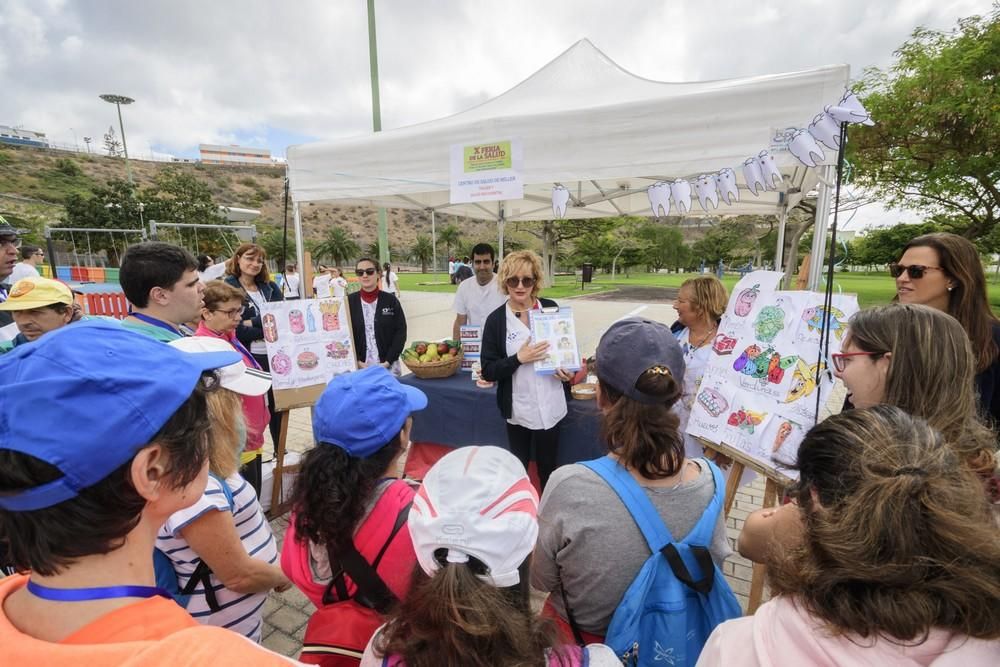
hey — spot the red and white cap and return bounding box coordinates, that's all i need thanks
[409,446,539,587]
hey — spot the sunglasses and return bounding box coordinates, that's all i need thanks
[888,263,944,280]
[356,267,377,276]
[1,236,21,249]
[831,351,882,372]
[505,276,536,289]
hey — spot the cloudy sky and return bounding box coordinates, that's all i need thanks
[1,0,991,227]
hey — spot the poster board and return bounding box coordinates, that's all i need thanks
[528,306,582,374]
[686,271,858,481]
[260,296,356,411]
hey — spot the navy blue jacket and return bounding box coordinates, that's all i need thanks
[223,275,283,351]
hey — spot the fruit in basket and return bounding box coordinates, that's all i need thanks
[415,342,428,355]
[426,345,439,360]
[437,342,449,355]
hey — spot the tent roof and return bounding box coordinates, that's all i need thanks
[287,39,849,221]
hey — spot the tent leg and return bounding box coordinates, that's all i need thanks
[775,204,787,274]
[431,209,437,273]
[807,166,834,291]
[293,202,305,297]
[498,203,506,260]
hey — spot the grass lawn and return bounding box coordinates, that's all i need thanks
[398,270,1000,311]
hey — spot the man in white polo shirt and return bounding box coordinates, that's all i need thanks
[452,243,507,340]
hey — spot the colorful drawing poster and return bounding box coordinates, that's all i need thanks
[260,297,355,391]
[686,271,859,479]
[528,307,582,375]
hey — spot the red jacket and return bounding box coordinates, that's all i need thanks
[195,322,270,452]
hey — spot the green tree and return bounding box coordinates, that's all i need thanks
[313,226,361,267]
[409,235,434,273]
[850,221,947,267]
[62,179,146,265]
[637,221,688,271]
[851,7,1000,238]
[257,228,295,265]
[437,224,462,259]
[690,219,758,266]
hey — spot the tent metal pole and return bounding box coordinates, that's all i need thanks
[367,0,389,266]
[498,202,505,260]
[774,203,788,272]
[293,201,305,296]
[807,165,835,290]
[431,209,437,273]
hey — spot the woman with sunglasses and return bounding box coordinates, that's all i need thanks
[481,250,573,491]
[348,257,407,376]
[891,232,1000,425]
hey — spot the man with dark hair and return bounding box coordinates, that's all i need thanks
[452,242,506,339]
[119,242,203,341]
[0,216,22,328]
[0,277,78,351]
[0,321,295,664]
[9,245,44,284]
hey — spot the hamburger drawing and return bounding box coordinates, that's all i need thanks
[296,350,319,370]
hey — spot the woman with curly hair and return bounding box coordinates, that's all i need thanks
[702,406,1000,665]
[281,366,427,657]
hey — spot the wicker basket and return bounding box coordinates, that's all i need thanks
[403,352,463,379]
[571,382,597,400]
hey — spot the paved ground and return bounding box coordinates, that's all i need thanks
[257,290,768,658]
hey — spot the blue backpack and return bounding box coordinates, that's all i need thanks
[574,457,742,666]
[153,473,235,610]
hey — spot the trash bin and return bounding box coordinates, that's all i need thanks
[581,263,594,290]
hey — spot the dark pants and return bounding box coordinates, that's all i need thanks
[505,421,561,491]
[240,454,263,499]
[253,352,283,448]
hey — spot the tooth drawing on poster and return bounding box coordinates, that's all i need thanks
[685,271,859,480]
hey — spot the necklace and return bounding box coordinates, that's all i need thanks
[688,325,717,349]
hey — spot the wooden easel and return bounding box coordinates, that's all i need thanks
[703,440,789,615]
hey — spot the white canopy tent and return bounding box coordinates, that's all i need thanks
[287,39,849,277]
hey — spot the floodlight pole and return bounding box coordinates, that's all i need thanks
[99,94,135,186]
[367,0,389,267]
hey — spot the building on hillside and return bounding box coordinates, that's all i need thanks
[0,126,49,148]
[199,143,271,166]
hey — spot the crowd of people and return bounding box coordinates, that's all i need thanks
[0,216,997,666]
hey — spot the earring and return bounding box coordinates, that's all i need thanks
[947,285,954,292]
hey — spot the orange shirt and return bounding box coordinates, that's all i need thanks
[0,574,299,665]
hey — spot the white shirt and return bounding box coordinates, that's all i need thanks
[505,304,567,430]
[362,297,379,365]
[675,328,714,459]
[381,271,399,295]
[9,262,39,284]
[282,273,300,297]
[245,290,268,354]
[314,274,347,298]
[157,473,278,642]
[453,273,507,328]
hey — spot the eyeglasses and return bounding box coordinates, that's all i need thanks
[1,237,21,249]
[356,268,377,277]
[213,307,243,318]
[888,263,944,280]
[505,276,536,289]
[831,351,882,372]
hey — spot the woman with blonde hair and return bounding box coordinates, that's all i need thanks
[481,250,573,491]
[672,276,728,458]
[158,337,289,642]
[702,406,1000,665]
[893,232,1000,424]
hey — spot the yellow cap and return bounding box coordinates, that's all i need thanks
[0,277,74,311]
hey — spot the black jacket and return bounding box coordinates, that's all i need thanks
[480,297,558,420]
[348,290,407,364]
[224,275,284,350]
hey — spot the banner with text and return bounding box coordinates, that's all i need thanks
[449,139,523,204]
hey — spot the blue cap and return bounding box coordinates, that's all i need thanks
[313,366,428,457]
[0,320,241,511]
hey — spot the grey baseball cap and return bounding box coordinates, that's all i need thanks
[596,317,685,403]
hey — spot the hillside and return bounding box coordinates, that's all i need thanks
[0,143,506,260]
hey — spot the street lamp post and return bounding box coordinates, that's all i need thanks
[99,94,135,185]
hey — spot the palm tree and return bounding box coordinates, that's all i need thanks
[409,235,434,273]
[437,224,461,260]
[313,227,360,268]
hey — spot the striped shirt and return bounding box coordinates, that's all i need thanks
[157,473,278,642]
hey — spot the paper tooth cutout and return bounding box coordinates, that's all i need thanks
[715,168,739,205]
[647,180,671,218]
[671,179,692,214]
[552,185,570,218]
[808,112,842,151]
[758,151,782,190]
[828,90,874,126]
[743,156,766,197]
[788,129,826,167]
[694,174,719,211]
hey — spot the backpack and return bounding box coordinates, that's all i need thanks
[567,457,742,667]
[298,500,412,666]
[153,472,235,610]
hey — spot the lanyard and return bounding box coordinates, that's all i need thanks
[27,579,171,602]
[130,312,182,336]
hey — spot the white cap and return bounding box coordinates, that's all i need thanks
[168,337,271,396]
[409,446,539,587]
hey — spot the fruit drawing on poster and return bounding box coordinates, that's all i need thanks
[686,271,859,479]
[260,298,355,391]
[528,307,581,375]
